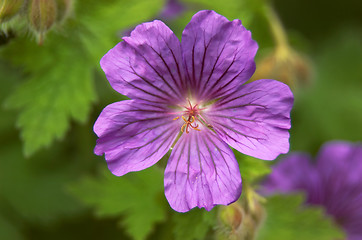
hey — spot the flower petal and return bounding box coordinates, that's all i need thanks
[262,153,323,203]
[100,20,186,104]
[164,126,242,212]
[205,79,293,160]
[316,142,362,237]
[94,100,180,176]
[181,10,258,101]
[316,141,362,184]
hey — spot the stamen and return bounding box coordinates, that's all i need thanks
[181,123,187,133]
[174,99,209,133]
[189,123,201,131]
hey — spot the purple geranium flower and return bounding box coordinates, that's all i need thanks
[94,10,293,212]
[262,141,362,240]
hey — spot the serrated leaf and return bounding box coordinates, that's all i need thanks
[0,0,165,156]
[256,194,345,240]
[1,32,95,156]
[172,208,217,240]
[68,167,166,240]
[76,0,165,62]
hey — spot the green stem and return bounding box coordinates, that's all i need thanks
[264,3,289,48]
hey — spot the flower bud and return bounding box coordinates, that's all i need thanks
[55,0,73,23]
[0,0,24,23]
[28,0,57,44]
[218,199,266,240]
[220,202,244,231]
[251,45,312,90]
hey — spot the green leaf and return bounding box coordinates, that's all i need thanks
[1,31,96,156]
[256,194,345,240]
[68,167,166,240]
[0,0,165,156]
[76,0,165,62]
[233,150,271,183]
[172,208,217,240]
[0,61,21,135]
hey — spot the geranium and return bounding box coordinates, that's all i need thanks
[94,10,293,212]
[262,141,362,240]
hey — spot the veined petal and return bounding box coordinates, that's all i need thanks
[316,142,362,236]
[100,20,186,104]
[316,141,362,185]
[164,126,242,212]
[205,79,293,160]
[94,100,180,176]
[181,10,258,101]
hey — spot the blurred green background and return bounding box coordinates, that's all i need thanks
[0,0,361,239]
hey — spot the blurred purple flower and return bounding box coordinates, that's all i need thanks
[159,0,185,20]
[94,10,293,212]
[262,141,362,240]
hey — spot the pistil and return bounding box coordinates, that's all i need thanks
[173,99,212,133]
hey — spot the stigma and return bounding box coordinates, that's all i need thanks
[173,99,211,134]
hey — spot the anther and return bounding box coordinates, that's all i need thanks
[174,99,206,133]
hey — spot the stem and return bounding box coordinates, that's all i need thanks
[264,3,289,48]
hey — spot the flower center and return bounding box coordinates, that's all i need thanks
[173,99,210,134]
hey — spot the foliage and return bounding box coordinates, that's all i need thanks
[69,167,166,240]
[256,194,345,240]
[234,150,271,183]
[172,208,217,240]
[2,34,95,156]
[0,0,164,156]
[0,141,84,224]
